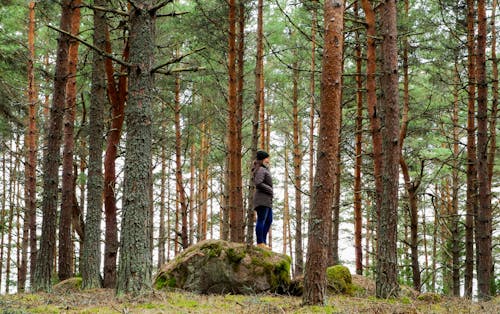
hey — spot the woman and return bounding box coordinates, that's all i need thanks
[252,150,273,249]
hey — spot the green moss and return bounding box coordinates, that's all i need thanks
[155,274,176,290]
[226,247,246,264]
[400,296,412,304]
[326,265,354,295]
[417,292,442,303]
[201,242,223,258]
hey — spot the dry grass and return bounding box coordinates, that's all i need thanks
[0,287,498,313]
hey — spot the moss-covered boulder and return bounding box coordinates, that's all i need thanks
[154,239,292,295]
[326,265,354,294]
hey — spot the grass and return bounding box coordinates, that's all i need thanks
[0,289,499,313]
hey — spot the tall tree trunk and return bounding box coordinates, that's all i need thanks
[21,0,38,292]
[102,25,129,290]
[81,0,106,290]
[303,0,343,305]
[174,72,188,249]
[283,145,290,255]
[59,0,81,281]
[361,0,383,219]
[464,0,477,298]
[303,0,318,278]
[227,0,244,243]
[0,156,5,291]
[376,0,400,299]
[158,127,167,267]
[116,0,155,295]
[353,0,363,276]
[475,0,492,300]
[489,0,498,187]
[32,0,73,292]
[398,0,420,291]
[292,57,303,269]
[451,62,461,296]
[256,0,266,149]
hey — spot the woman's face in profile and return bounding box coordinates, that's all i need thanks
[263,157,270,167]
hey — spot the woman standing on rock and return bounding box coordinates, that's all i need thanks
[251,150,273,249]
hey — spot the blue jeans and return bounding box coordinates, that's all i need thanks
[255,206,272,244]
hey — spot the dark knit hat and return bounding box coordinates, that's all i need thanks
[256,150,269,160]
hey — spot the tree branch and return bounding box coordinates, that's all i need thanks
[155,66,206,76]
[150,0,174,13]
[157,11,190,18]
[47,24,131,68]
[151,47,206,73]
[83,4,128,17]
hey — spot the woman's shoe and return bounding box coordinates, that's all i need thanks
[257,243,271,249]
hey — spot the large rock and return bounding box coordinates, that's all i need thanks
[154,239,291,294]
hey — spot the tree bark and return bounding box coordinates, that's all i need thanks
[174,72,189,249]
[398,0,420,291]
[292,57,303,269]
[376,0,400,299]
[81,0,106,290]
[303,0,343,305]
[361,0,383,222]
[353,0,363,276]
[475,0,492,300]
[102,25,128,289]
[464,0,477,298]
[227,0,244,243]
[59,0,81,281]
[116,0,155,295]
[32,0,73,292]
[21,0,38,292]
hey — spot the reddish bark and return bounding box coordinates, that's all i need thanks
[227,0,244,243]
[21,0,38,292]
[303,0,343,305]
[102,28,128,289]
[59,0,82,281]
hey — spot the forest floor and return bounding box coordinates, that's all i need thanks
[0,287,499,314]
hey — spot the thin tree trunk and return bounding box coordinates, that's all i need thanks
[489,0,498,187]
[475,0,492,300]
[353,0,363,276]
[81,0,106,290]
[303,0,343,305]
[189,145,195,245]
[6,141,19,293]
[21,0,38,292]
[398,0,420,291]
[227,0,244,243]
[116,0,155,295]
[102,27,128,290]
[292,57,303,269]
[451,62,461,296]
[32,0,73,292]
[330,120,342,266]
[283,145,290,255]
[174,73,188,249]
[464,0,477,298]
[0,156,5,291]
[361,0,383,221]
[256,0,265,149]
[59,0,81,281]
[158,131,167,267]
